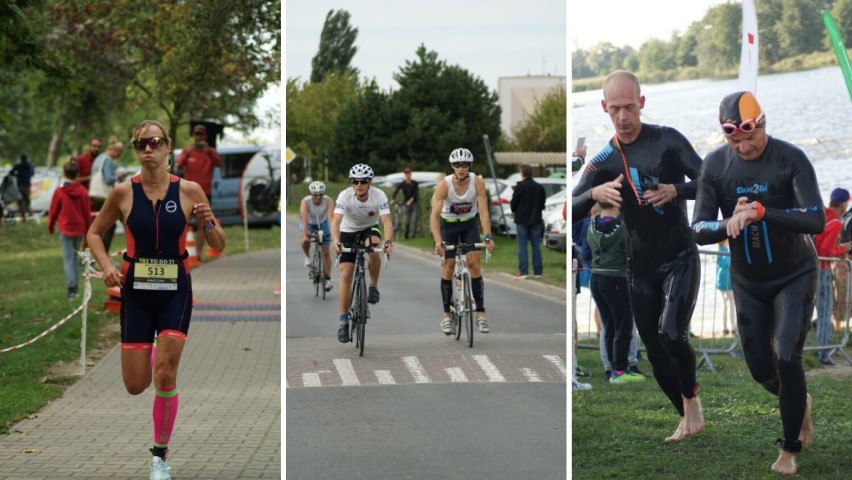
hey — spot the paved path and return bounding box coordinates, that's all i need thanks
[0,249,281,479]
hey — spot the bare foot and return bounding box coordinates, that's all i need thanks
[771,449,798,475]
[799,393,813,447]
[664,395,704,443]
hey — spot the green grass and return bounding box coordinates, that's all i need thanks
[0,220,279,434]
[572,348,852,479]
[397,234,566,288]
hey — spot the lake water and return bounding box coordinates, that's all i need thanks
[571,66,852,201]
[571,67,852,342]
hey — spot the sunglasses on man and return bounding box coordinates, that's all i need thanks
[351,179,370,185]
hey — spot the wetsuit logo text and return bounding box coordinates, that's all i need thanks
[736,183,768,195]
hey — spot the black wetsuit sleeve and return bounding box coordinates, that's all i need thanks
[669,129,703,200]
[572,146,618,221]
[691,155,729,245]
[764,151,825,234]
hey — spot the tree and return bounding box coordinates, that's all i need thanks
[512,85,566,152]
[638,38,675,75]
[831,0,852,50]
[286,71,359,179]
[392,45,501,171]
[775,0,824,57]
[310,9,359,84]
[695,3,741,74]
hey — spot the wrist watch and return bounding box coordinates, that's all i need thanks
[203,220,216,233]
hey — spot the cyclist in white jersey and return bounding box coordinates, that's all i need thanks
[300,181,334,291]
[430,148,495,334]
[331,163,394,343]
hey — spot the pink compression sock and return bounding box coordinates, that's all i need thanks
[152,386,179,448]
[150,341,157,368]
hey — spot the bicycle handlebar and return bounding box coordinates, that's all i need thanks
[443,242,486,251]
[338,244,377,253]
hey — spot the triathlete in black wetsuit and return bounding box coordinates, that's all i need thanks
[691,91,823,476]
[572,70,704,442]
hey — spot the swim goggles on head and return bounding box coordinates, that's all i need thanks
[720,113,765,136]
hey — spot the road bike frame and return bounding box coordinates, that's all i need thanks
[443,242,487,348]
[339,243,375,357]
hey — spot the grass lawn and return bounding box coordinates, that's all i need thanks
[572,347,852,479]
[0,219,280,434]
[396,234,566,289]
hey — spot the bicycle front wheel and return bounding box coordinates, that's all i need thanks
[355,274,368,356]
[317,251,326,300]
[463,273,474,348]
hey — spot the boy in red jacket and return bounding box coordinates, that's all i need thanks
[813,187,851,365]
[48,161,92,299]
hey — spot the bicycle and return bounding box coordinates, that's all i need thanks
[443,241,489,348]
[338,243,375,356]
[307,230,328,299]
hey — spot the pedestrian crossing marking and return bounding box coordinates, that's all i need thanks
[402,356,431,383]
[287,355,566,388]
[333,358,360,386]
[472,355,506,382]
[521,368,542,382]
[375,370,395,385]
[445,367,469,382]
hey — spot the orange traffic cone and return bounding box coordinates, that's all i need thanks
[186,230,200,268]
[104,286,122,313]
[204,217,224,258]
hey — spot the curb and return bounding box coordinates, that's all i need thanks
[285,212,566,303]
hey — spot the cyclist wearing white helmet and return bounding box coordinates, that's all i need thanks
[430,147,495,334]
[300,181,334,291]
[331,163,394,343]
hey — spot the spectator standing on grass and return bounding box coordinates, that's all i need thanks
[9,153,34,221]
[48,161,92,299]
[391,167,420,239]
[834,204,852,330]
[587,201,644,384]
[510,164,546,279]
[89,138,124,253]
[75,137,102,189]
[176,124,222,261]
[716,239,736,336]
[813,187,851,367]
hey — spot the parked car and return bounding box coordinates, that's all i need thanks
[373,171,443,191]
[492,177,567,236]
[543,200,567,253]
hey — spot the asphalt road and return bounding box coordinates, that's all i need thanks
[285,216,567,479]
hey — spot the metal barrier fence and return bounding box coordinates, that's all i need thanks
[573,249,852,372]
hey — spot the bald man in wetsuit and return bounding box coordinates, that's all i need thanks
[572,70,704,443]
[691,91,823,476]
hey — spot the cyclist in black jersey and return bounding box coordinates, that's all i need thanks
[572,70,704,443]
[691,91,823,475]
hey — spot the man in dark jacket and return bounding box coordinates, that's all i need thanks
[10,153,35,220]
[510,164,546,278]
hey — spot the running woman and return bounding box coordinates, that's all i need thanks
[430,147,495,335]
[331,163,393,343]
[691,91,823,475]
[86,120,225,480]
[572,70,704,442]
[300,180,334,291]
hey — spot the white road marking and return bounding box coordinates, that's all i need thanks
[333,358,360,386]
[543,355,567,376]
[402,356,431,383]
[302,372,321,387]
[375,370,395,385]
[521,368,542,382]
[472,355,506,382]
[445,367,469,382]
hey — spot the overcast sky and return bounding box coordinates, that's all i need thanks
[285,0,566,93]
[571,0,730,50]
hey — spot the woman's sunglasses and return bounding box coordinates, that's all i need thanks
[351,179,370,185]
[721,113,764,136]
[131,136,168,151]
[452,162,472,169]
